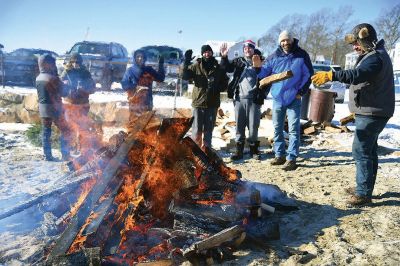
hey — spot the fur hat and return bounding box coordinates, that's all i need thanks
[278,30,293,43]
[345,23,377,51]
[201,44,213,54]
[243,40,256,49]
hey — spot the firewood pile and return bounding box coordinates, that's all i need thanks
[45,110,295,265]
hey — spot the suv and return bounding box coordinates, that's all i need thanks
[311,63,346,103]
[56,41,129,90]
[1,48,58,86]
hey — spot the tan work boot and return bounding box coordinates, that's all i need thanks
[270,157,286,166]
[282,160,297,171]
[346,195,372,207]
[344,187,356,195]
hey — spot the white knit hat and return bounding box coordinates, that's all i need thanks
[279,30,293,43]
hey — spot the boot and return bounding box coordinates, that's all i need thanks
[231,142,244,161]
[249,141,262,160]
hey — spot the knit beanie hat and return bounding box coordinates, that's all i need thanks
[243,40,256,49]
[278,30,293,43]
[201,44,213,54]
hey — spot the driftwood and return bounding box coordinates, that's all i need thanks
[259,70,293,89]
[48,111,155,259]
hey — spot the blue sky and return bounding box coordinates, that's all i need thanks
[0,0,397,55]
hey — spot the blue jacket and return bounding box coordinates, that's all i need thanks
[121,61,165,109]
[258,39,313,106]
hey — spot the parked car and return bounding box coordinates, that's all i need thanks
[311,63,346,103]
[56,41,129,90]
[130,45,184,94]
[0,48,58,86]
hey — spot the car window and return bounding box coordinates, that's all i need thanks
[70,43,109,56]
[139,46,183,64]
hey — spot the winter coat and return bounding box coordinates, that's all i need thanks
[36,62,65,118]
[221,56,267,104]
[121,62,165,109]
[182,57,228,108]
[333,40,394,118]
[60,66,95,105]
[258,39,313,106]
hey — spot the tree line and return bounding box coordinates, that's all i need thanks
[253,4,400,67]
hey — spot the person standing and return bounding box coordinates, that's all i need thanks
[60,53,97,159]
[220,40,265,160]
[258,30,313,171]
[36,54,71,161]
[311,23,395,206]
[182,45,228,148]
[121,49,165,121]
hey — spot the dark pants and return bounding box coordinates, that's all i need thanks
[41,116,71,159]
[353,115,389,198]
[192,107,217,148]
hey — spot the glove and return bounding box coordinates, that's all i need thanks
[184,49,193,63]
[158,55,164,66]
[252,55,262,68]
[311,71,333,86]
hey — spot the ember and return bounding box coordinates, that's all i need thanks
[46,110,291,265]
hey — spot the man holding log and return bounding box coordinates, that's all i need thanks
[220,40,266,160]
[257,30,313,171]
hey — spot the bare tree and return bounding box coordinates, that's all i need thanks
[327,6,355,65]
[258,14,307,55]
[375,3,400,50]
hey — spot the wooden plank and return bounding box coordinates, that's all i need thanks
[340,113,355,125]
[303,126,317,135]
[183,225,244,258]
[259,70,293,88]
[48,111,155,258]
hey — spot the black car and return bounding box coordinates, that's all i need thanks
[0,48,58,86]
[56,41,129,90]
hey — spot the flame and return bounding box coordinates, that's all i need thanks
[68,177,96,219]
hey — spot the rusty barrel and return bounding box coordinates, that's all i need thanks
[308,89,336,123]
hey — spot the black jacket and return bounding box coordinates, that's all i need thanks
[333,40,394,117]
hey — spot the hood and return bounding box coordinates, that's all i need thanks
[38,54,56,73]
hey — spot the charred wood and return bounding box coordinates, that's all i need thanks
[48,111,155,259]
[45,247,101,266]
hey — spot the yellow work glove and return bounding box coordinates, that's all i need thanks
[311,71,333,86]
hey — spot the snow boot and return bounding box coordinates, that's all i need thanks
[231,142,244,161]
[249,141,262,160]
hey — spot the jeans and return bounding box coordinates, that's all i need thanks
[41,116,71,158]
[192,107,217,148]
[353,115,389,198]
[234,98,261,143]
[272,98,301,161]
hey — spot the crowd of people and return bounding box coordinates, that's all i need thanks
[35,23,395,207]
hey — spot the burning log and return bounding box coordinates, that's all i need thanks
[48,111,155,259]
[45,247,101,266]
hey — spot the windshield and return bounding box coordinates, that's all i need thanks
[9,49,57,58]
[313,65,331,72]
[70,43,109,56]
[139,46,182,64]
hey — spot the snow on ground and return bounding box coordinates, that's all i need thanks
[0,87,399,265]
